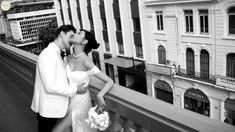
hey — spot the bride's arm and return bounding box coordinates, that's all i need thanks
[85,58,114,108]
[94,71,114,108]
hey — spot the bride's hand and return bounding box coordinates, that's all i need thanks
[76,82,88,94]
[76,87,88,94]
[97,94,106,109]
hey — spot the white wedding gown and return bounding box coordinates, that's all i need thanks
[66,64,100,132]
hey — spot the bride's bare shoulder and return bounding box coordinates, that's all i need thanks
[84,56,95,70]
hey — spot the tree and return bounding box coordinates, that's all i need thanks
[38,18,58,47]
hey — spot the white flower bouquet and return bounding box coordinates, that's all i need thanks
[85,105,111,131]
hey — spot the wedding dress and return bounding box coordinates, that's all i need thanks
[66,64,100,132]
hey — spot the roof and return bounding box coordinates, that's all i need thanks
[12,0,52,2]
[10,0,53,6]
[0,0,52,2]
[144,0,214,5]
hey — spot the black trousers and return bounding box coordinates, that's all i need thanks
[37,113,59,132]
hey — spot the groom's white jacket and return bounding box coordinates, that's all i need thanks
[31,42,77,118]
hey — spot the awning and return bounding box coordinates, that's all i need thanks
[225,99,235,111]
[104,57,143,68]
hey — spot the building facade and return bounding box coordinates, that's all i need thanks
[143,0,235,125]
[5,0,56,50]
[53,0,235,125]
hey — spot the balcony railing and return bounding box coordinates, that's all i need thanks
[216,75,235,91]
[176,68,216,84]
[0,42,234,132]
[147,63,235,92]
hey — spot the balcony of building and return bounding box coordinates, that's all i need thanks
[147,62,235,92]
[0,42,234,132]
[216,76,235,92]
[175,68,216,84]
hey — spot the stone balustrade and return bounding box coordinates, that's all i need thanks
[0,42,234,132]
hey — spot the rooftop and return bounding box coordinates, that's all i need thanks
[8,0,53,7]
[144,0,214,5]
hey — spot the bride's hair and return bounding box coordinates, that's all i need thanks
[80,29,100,54]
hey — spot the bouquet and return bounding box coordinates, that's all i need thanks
[85,105,111,131]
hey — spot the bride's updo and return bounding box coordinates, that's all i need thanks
[80,29,100,54]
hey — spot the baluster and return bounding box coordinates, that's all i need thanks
[133,123,149,132]
[120,117,135,132]
[108,112,122,132]
[23,66,26,75]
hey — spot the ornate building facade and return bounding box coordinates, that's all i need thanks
[53,0,235,125]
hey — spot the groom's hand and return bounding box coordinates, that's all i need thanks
[76,82,88,94]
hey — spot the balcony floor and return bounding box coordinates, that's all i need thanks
[0,71,37,132]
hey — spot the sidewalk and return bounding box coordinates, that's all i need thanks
[0,71,37,132]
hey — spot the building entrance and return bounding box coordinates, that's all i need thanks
[184,88,210,117]
[224,98,235,126]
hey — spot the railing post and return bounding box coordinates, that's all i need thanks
[122,119,134,132]
[108,113,122,132]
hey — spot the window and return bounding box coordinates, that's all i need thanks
[118,43,124,55]
[115,18,122,31]
[186,48,195,76]
[184,10,193,33]
[92,51,101,69]
[156,11,164,31]
[154,80,173,104]
[105,63,115,82]
[113,0,118,3]
[133,18,141,32]
[135,45,143,58]
[200,50,209,79]
[227,53,235,78]
[89,18,94,29]
[25,6,31,12]
[101,18,107,30]
[67,8,72,24]
[58,0,64,24]
[228,7,235,34]
[158,45,166,64]
[104,41,110,52]
[199,10,209,34]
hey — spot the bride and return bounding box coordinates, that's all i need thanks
[53,29,114,132]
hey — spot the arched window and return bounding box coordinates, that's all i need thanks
[154,80,173,104]
[158,45,166,64]
[186,48,195,76]
[228,7,235,34]
[227,53,235,78]
[200,50,209,78]
[184,88,210,117]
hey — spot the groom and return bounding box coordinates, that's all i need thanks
[31,25,88,132]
